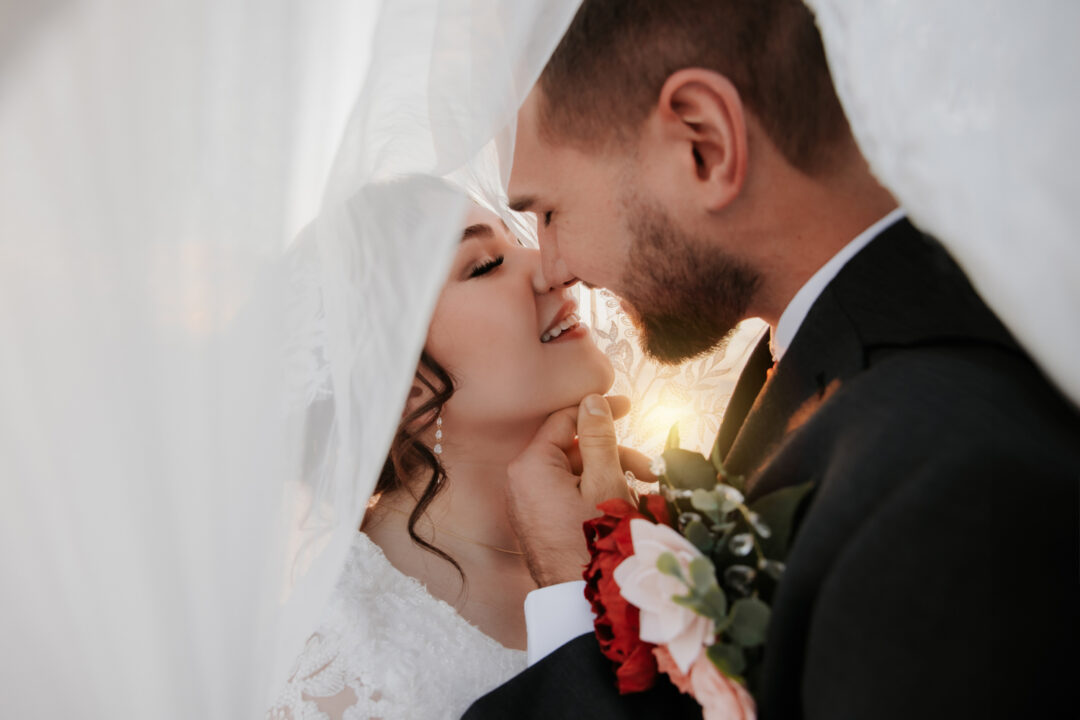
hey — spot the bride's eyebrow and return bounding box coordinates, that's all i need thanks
[461,223,493,242]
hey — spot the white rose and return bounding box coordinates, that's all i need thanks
[613,518,716,674]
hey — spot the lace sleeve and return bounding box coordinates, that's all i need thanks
[269,632,392,720]
[269,533,527,720]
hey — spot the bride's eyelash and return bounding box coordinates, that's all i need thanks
[468,255,504,278]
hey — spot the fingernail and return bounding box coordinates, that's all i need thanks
[585,395,608,417]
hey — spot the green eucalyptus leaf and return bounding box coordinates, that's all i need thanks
[703,584,728,620]
[759,559,786,581]
[690,488,719,512]
[672,594,711,617]
[706,642,746,676]
[666,423,681,451]
[661,449,718,490]
[748,480,815,558]
[726,472,746,494]
[718,496,741,514]
[688,556,717,590]
[683,519,714,553]
[656,551,684,580]
[727,597,771,647]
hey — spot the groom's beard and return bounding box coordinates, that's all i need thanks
[619,195,760,364]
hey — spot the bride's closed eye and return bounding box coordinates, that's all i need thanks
[468,255,504,278]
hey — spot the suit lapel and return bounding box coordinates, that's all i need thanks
[724,288,864,487]
[713,331,773,463]
[718,217,1017,499]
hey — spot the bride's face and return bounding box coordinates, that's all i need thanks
[425,205,614,429]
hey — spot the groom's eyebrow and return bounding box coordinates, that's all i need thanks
[508,196,535,213]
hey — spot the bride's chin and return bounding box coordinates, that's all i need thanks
[570,362,616,404]
[591,354,616,394]
[534,355,615,415]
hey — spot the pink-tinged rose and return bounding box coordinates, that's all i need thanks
[654,646,757,720]
[689,655,756,720]
[652,645,694,695]
[612,519,716,674]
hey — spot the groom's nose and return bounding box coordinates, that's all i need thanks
[538,231,576,291]
[530,251,576,295]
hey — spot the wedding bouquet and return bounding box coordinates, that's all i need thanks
[583,427,813,720]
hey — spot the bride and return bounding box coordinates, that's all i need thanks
[269,199,616,719]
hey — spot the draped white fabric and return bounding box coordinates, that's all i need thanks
[1,1,1078,718]
[808,0,1080,406]
[0,3,376,716]
[0,1,579,717]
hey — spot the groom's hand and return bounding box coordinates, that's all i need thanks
[506,394,654,587]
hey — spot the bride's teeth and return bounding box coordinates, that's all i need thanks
[541,312,581,343]
[542,326,565,343]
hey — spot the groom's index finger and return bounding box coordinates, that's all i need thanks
[577,395,629,503]
[507,405,581,499]
[527,408,578,453]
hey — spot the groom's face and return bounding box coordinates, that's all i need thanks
[509,90,759,363]
[508,92,633,296]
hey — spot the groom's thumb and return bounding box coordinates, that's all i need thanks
[577,394,625,505]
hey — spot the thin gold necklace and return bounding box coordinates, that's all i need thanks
[384,506,525,556]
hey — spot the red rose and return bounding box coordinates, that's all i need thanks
[583,495,672,693]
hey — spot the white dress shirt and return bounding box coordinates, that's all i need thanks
[524,580,593,665]
[770,208,907,362]
[522,208,907,666]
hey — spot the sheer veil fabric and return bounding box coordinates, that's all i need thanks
[1,1,1078,718]
[807,0,1080,406]
[0,1,580,717]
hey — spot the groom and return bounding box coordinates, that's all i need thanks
[467,0,1079,718]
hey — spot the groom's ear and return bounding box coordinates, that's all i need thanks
[653,69,748,211]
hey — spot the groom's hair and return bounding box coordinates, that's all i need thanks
[538,0,850,174]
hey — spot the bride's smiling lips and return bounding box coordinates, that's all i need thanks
[540,299,585,343]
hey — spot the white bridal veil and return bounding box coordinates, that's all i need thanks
[807,0,1080,404]
[0,0,581,716]
[0,1,1077,718]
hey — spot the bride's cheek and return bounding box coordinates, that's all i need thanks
[595,350,615,389]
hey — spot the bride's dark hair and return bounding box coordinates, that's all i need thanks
[374,350,463,579]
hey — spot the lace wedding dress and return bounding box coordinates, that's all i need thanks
[268,532,527,720]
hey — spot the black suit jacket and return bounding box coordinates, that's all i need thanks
[465,219,1080,719]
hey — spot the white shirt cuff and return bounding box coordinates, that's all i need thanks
[524,580,596,666]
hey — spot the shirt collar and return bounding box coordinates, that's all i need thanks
[771,208,907,362]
